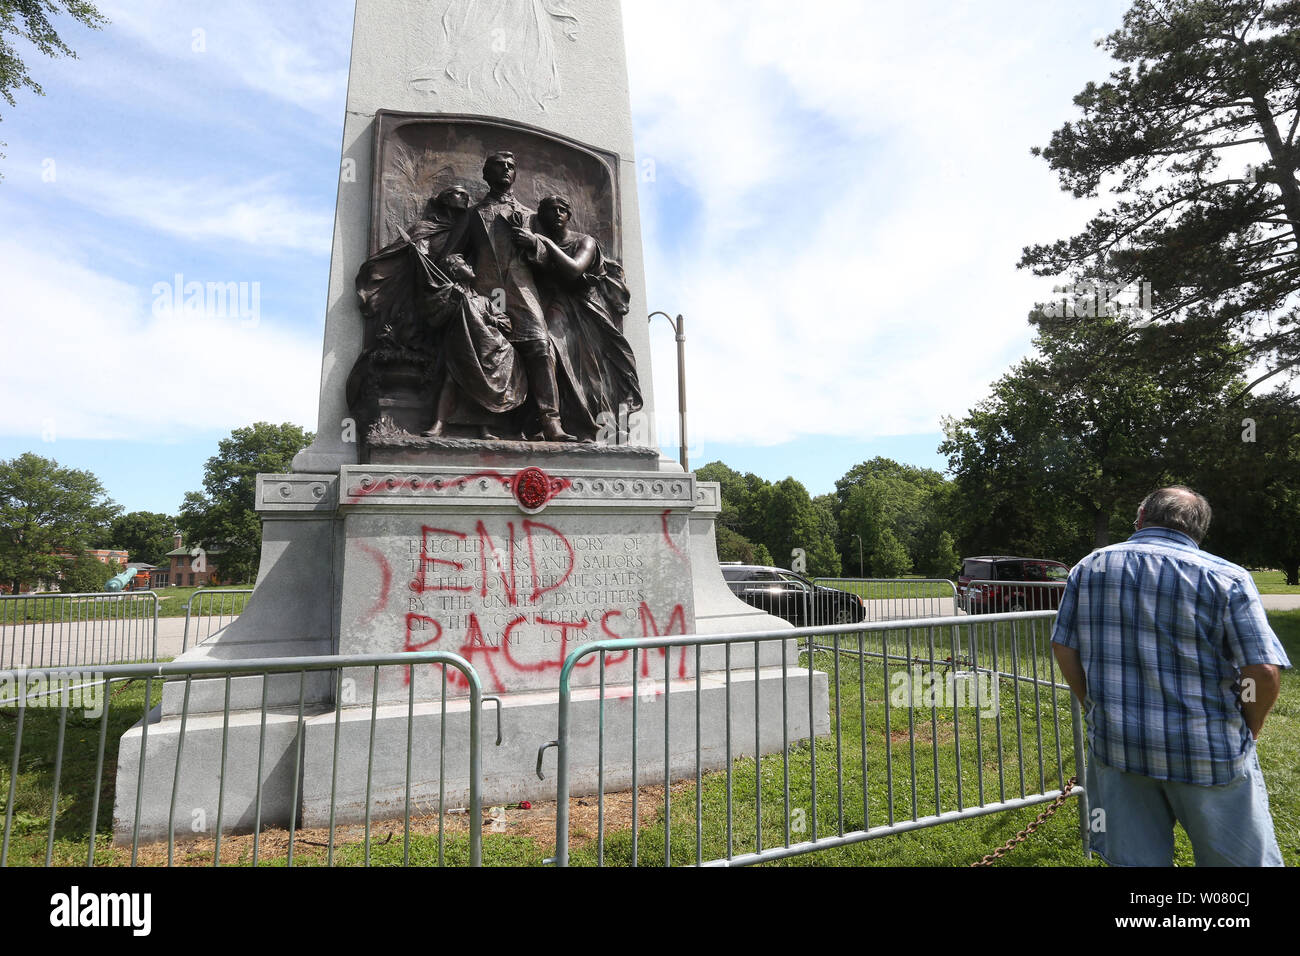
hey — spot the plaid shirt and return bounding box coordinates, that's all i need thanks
[1051,527,1290,785]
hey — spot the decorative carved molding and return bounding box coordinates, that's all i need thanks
[693,482,722,515]
[339,465,694,512]
[257,475,339,513]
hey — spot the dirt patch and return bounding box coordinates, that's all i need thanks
[887,723,956,746]
[121,781,698,866]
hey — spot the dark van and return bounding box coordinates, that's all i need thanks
[958,556,1070,613]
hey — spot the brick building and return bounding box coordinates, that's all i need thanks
[160,532,222,588]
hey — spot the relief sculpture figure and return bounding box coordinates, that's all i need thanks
[443,150,577,442]
[524,194,643,442]
[348,147,642,453]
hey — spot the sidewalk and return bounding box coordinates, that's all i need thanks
[1261,595,1300,611]
[0,615,230,667]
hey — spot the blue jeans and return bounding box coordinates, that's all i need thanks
[1086,746,1284,866]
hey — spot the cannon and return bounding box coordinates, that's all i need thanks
[104,567,139,592]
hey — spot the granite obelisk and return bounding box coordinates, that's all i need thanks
[114,0,826,841]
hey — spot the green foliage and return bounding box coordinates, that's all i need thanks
[59,553,116,593]
[106,510,175,566]
[1021,0,1300,385]
[0,0,106,106]
[0,0,106,172]
[715,526,767,565]
[869,527,911,578]
[922,530,961,579]
[696,462,839,575]
[832,457,954,576]
[0,452,120,592]
[1191,390,1300,584]
[177,423,313,584]
[941,305,1245,560]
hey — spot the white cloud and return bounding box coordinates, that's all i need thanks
[0,238,319,441]
[48,162,333,255]
[624,0,1130,448]
[96,0,351,119]
[2,0,1149,458]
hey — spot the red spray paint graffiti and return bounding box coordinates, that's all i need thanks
[349,466,688,693]
[390,516,688,692]
[355,541,392,624]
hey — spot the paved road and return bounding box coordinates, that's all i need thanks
[0,615,230,668]
[4,594,1296,670]
[860,597,962,621]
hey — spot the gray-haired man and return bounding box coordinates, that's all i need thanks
[1051,486,1290,866]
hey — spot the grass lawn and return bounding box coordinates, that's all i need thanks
[1251,570,1300,595]
[814,578,958,601]
[3,614,1296,867]
[0,586,253,624]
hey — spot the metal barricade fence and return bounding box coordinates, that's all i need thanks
[0,592,160,669]
[182,589,254,651]
[542,612,1087,867]
[813,578,960,623]
[726,576,959,630]
[960,579,1065,615]
[0,652,487,867]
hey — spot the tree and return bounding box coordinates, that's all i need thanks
[1021,0,1300,386]
[870,528,911,579]
[714,526,774,566]
[0,1,106,169]
[0,453,119,592]
[805,495,842,578]
[832,458,954,577]
[60,553,116,593]
[921,531,961,580]
[695,461,751,536]
[753,478,840,576]
[178,423,313,585]
[1191,389,1300,582]
[106,510,175,566]
[694,462,840,575]
[941,303,1244,558]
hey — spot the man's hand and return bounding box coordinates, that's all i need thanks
[1239,664,1281,739]
[1051,643,1087,705]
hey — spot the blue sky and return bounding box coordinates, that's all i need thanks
[0,0,1133,514]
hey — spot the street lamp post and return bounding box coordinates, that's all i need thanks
[851,533,864,579]
[648,311,687,472]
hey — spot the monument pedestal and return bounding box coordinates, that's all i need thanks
[114,0,831,844]
[114,461,823,842]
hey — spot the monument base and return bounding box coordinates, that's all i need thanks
[113,462,829,843]
[115,667,829,843]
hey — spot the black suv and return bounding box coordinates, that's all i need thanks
[958,556,1069,613]
[720,565,866,626]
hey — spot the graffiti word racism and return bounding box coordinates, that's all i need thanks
[357,519,691,692]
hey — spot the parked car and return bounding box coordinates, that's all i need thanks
[957,556,1070,613]
[720,564,866,625]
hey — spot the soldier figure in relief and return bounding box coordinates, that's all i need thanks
[443,150,577,442]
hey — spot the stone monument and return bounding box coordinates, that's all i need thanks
[115,0,828,840]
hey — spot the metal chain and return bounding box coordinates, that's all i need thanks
[970,776,1078,867]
